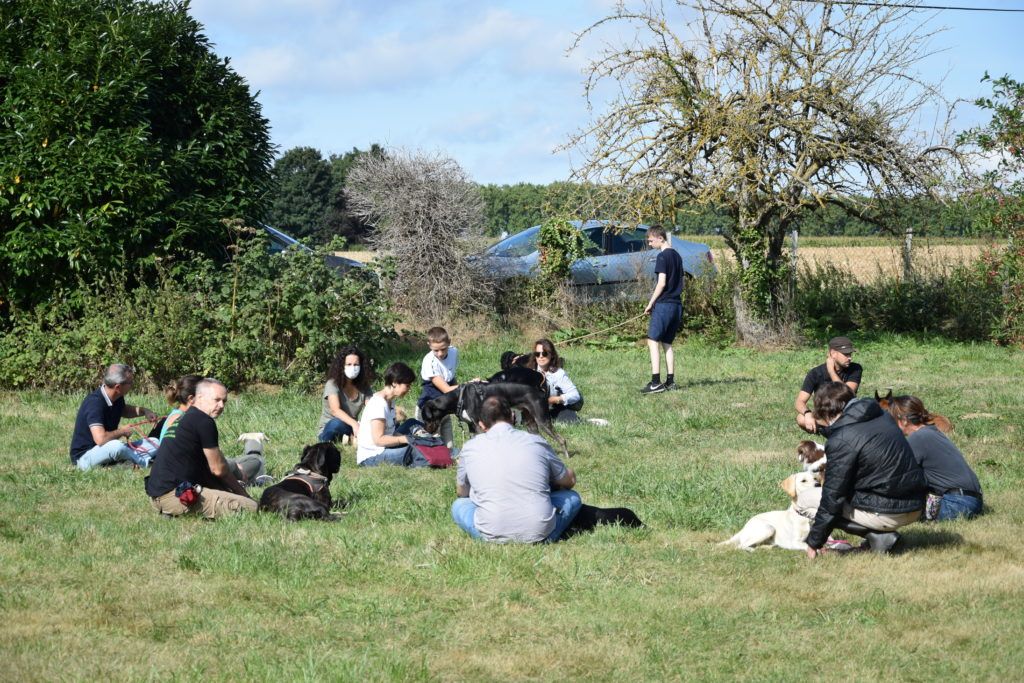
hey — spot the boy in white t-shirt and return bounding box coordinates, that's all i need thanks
[415,326,459,448]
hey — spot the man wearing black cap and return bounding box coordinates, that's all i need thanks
[795,336,862,433]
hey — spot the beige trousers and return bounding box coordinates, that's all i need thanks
[843,504,922,532]
[151,487,257,519]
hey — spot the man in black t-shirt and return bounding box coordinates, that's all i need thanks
[795,336,863,433]
[641,225,684,394]
[145,379,256,518]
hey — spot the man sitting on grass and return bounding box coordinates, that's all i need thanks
[70,363,158,471]
[144,378,257,518]
[452,395,581,543]
[795,336,862,434]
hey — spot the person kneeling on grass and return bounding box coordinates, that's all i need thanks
[145,378,257,518]
[883,395,983,521]
[451,396,644,543]
[805,382,926,557]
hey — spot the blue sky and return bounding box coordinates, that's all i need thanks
[188,0,1023,184]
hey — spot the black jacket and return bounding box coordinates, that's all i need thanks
[806,399,927,549]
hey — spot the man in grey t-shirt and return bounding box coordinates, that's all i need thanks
[451,396,581,543]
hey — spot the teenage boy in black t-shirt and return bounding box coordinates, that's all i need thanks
[795,336,863,433]
[641,225,684,394]
[145,379,256,518]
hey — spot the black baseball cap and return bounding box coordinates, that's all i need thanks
[828,336,855,354]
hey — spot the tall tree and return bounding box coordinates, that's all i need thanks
[323,144,383,244]
[961,74,1024,344]
[566,0,953,339]
[0,0,273,313]
[266,146,332,240]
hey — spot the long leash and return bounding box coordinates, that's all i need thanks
[123,416,163,452]
[557,312,647,346]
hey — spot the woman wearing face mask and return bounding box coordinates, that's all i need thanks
[318,346,374,443]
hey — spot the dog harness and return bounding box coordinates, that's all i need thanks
[281,468,329,496]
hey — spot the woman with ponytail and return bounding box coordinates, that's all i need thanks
[884,395,983,521]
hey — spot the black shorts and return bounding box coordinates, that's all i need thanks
[648,301,682,343]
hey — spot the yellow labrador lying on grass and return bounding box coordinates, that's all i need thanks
[719,471,822,551]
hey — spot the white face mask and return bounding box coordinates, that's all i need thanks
[344,365,361,380]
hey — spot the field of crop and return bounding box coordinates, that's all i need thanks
[2,336,1021,680]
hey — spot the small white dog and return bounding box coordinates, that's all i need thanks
[719,471,822,551]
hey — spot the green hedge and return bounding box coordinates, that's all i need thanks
[0,235,395,390]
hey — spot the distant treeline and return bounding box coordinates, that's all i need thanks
[478,183,981,239]
[268,146,981,244]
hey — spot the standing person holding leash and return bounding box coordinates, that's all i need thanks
[641,225,684,394]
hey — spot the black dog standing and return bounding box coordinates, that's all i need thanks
[259,443,344,521]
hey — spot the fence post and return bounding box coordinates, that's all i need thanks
[790,229,799,300]
[903,226,913,280]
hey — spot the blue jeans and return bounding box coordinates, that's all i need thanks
[937,493,983,521]
[358,446,410,467]
[451,489,583,543]
[76,438,158,471]
[318,418,354,443]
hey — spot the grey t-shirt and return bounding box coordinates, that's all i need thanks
[456,422,569,543]
[906,425,982,495]
[317,379,371,433]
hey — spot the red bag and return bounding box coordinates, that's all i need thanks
[413,444,453,468]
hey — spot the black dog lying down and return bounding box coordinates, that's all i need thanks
[259,442,344,521]
[421,381,570,458]
[562,505,644,539]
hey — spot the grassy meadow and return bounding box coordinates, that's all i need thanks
[1,335,1022,681]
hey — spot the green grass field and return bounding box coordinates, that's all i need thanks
[1,335,1022,681]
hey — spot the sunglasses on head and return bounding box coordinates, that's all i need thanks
[534,351,549,358]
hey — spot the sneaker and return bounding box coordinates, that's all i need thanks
[641,381,666,394]
[252,474,276,487]
[664,380,678,391]
[862,531,901,554]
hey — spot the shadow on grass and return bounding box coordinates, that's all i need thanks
[676,377,756,389]
[901,527,965,551]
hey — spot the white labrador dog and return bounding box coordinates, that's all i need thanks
[719,471,822,551]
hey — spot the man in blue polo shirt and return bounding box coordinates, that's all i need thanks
[69,364,158,470]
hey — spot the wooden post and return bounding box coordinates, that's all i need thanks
[903,226,913,279]
[790,229,799,300]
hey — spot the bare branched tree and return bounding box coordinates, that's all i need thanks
[345,149,492,324]
[565,0,958,338]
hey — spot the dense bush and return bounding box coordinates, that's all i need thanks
[0,234,394,391]
[794,259,1002,341]
[0,0,273,313]
[494,255,1002,347]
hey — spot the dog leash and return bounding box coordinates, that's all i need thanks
[557,312,647,346]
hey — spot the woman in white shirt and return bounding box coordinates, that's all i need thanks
[356,362,428,467]
[532,338,583,424]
